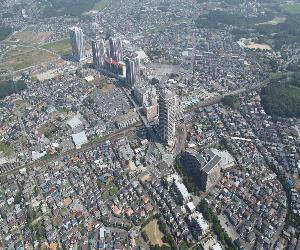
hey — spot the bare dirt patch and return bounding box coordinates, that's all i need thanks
[246,42,272,51]
[12,31,52,45]
[140,174,153,183]
[143,219,165,247]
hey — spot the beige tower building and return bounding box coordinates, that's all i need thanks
[158,89,176,146]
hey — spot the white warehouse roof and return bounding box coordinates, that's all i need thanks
[67,116,82,129]
[71,131,88,149]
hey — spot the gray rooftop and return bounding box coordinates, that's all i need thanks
[185,148,206,167]
[160,88,176,100]
[202,155,222,174]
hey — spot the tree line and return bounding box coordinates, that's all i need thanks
[38,0,99,17]
[0,25,13,41]
[260,82,300,118]
[195,10,273,29]
[199,200,236,250]
[0,79,27,99]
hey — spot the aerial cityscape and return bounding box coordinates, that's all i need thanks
[0,0,299,249]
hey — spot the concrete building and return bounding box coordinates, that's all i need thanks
[71,131,88,149]
[92,39,106,68]
[200,152,221,191]
[209,148,235,169]
[67,116,82,130]
[109,37,123,62]
[104,58,126,78]
[125,56,140,87]
[182,148,222,192]
[115,110,139,129]
[172,178,190,205]
[69,27,85,62]
[158,89,176,146]
[188,211,210,238]
[133,85,158,120]
[182,148,206,180]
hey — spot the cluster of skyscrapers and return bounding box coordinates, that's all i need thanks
[70,26,177,147]
[91,39,106,67]
[108,37,123,62]
[69,26,140,87]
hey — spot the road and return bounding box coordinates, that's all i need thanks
[16,110,27,137]
[218,214,239,241]
[185,80,268,114]
[174,124,187,156]
[0,123,141,179]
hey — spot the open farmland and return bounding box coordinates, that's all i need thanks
[1,47,57,71]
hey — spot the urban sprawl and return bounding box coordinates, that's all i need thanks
[0,0,299,250]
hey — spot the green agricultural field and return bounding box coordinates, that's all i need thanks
[94,0,111,11]
[268,72,287,81]
[42,39,72,56]
[282,3,300,15]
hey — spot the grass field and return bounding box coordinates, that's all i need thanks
[268,72,287,80]
[282,3,300,15]
[93,0,110,11]
[59,207,68,216]
[4,46,35,57]
[2,47,57,71]
[265,38,275,47]
[39,122,58,138]
[143,219,165,247]
[64,17,79,23]
[101,180,118,200]
[0,141,13,157]
[42,39,72,56]
[257,17,286,26]
[179,241,189,250]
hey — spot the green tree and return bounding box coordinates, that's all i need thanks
[0,79,27,99]
[0,26,13,41]
[260,83,300,118]
[223,95,240,109]
[14,191,22,204]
